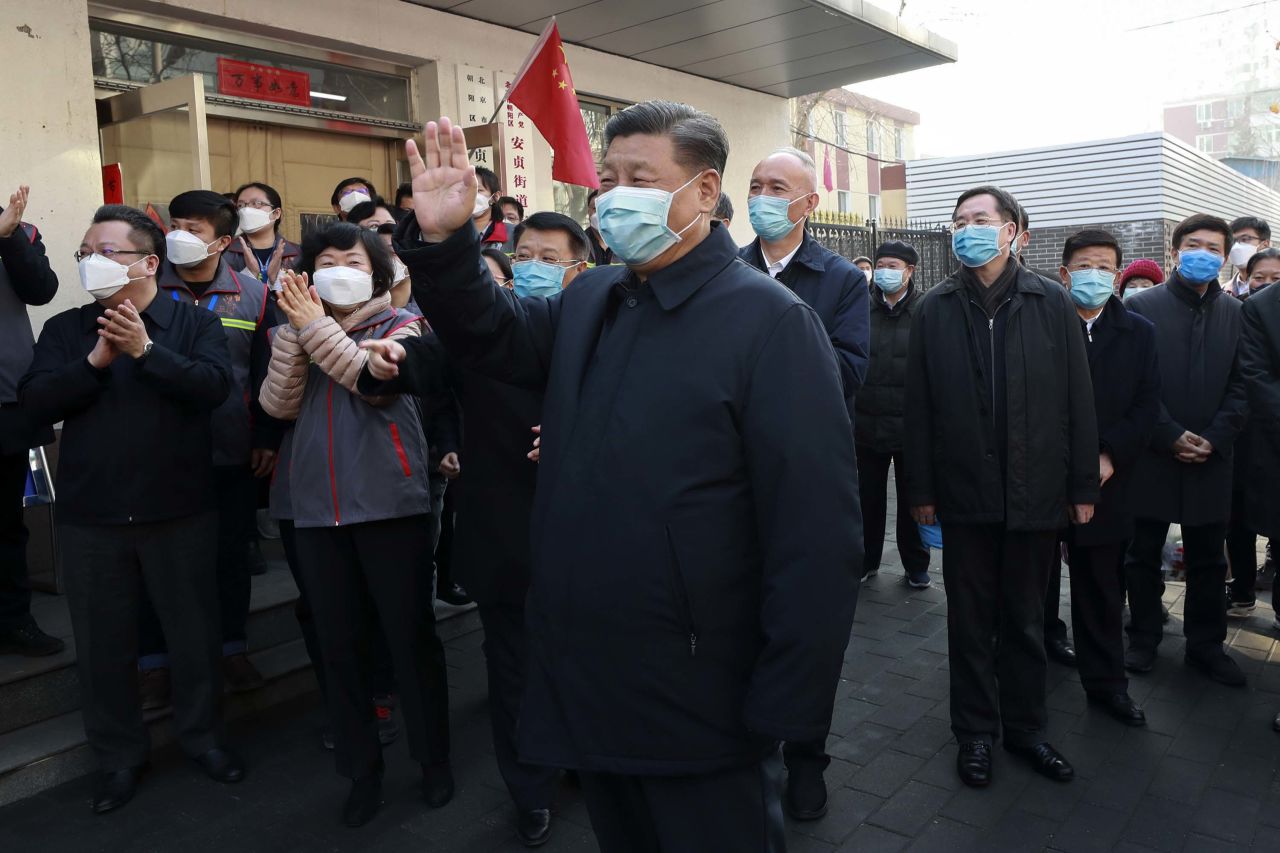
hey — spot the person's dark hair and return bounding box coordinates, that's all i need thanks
[497,196,525,220]
[346,196,393,226]
[474,167,501,196]
[1172,213,1231,252]
[481,246,513,282]
[1061,228,1123,268]
[93,204,166,265]
[513,211,592,261]
[329,177,376,207]
[1014,200,1029,232]
[604,100,729,176]
[233,182,284,233]
[713,193,734,223]
[587,188,599,204]
[1245,246,1280,277]
[169,189,238,239]
[1231,215,1271,242]
[953,185,1021,224]
[298,222,395,299]
[394,182,413,208]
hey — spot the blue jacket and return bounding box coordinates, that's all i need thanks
[381,219,862,776]
[739,232,870,417]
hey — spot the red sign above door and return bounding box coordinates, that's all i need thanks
[216,58,311,107]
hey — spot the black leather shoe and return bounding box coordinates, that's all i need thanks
[956,741,992,787]
[0,617,65,657]
[1186,651,1247,687]
[437,583,473,606]
[1046,637,1077,667]
[92,765,146,814]
[193,747,245,784]
[1124,647,1156,673]
[1087,692,1147,727]
[783,766,828,820]
[343,774,383,827]
[1005,742,1074,782]
[517,808,552,847]
[422,761,454,808]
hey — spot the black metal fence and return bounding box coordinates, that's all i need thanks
[807,218,959,290]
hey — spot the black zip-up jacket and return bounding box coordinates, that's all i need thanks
[1240,282,1280,538]
[377,218,861,776]
[0,221,58,453]
[854,282,920,453]
[20,291,232,525]
[903,261,1100,530]
[1125,273,1247,525]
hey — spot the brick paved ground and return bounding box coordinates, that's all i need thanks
[5,528,1280,851]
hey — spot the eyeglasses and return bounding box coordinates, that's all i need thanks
[1235,235,1264,245]
[236,200,275,210]
[950,219,1006,234]
[493,276,512,287]
[73,249,148,262]
[512,257,584,266]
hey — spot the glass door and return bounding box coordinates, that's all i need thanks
[98,74,211,215]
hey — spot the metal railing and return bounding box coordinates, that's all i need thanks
[807,217,959,290]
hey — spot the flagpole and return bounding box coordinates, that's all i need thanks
[487,17,557,124]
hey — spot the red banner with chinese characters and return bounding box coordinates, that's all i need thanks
[216,58,310,107]
[101,164,124,204]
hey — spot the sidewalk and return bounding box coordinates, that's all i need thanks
[4,548,1279,852]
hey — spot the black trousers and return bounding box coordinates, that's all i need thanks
[941,523,1056,747]
[60,513,222,771]
[856,446,929,576]
[138,465,255,663]
[294,515,450,779]
[0,450,31,629]
[435,484,457,593]
[579,750,786,853]
[1066,541,1128,695]
[1227,489,1261,601]
[1043,549,1069,644]
[1125,518,1228,658]
[279,520,325,698]
[478,602,557,810]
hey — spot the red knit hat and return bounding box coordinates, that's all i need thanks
[1118,258,1165,290]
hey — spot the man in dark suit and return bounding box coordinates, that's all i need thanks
[1123,214,1248,686]
[450,211,591,847]
[737,146,868,820]
[1056,229,1160,725]
[362,103,862,851]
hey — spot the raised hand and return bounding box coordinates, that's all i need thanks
[358,338,407,380]
[278,270,324,329]
[406,118,477,243]
[100,300,151,358]
[0,185,29,239]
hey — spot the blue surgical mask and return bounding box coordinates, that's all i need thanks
[952,224,1008,268]
[1177,248,1224,283]
[872,268,906,293]
[747,194,807,242]
[512,260,568,298]
[595,173,704,266]
[1067,268,1116,310]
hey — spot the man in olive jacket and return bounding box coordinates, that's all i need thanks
[364,104,861,851]
[1123,214,1248,685]
[903,186,1098,789]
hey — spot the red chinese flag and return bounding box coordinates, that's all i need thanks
[144,203,168,234]
[505,20,600,189]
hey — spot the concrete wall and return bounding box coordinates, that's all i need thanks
[2,0,103,327]
[109,0,792,247]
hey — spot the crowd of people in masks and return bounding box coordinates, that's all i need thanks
[0,98,1278,853]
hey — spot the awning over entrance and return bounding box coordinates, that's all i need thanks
[404,0,957,97]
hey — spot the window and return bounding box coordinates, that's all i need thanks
[869,195,881,221]
[1196,101,1213,127]
[894,127,905,160]
[834,111,848,147]
[837,190,852,214]
[89,19,412,122]
[1228,98,1246,120]
[1196,134,1216,154]
[552,96,625,225]
[866,122,878,155]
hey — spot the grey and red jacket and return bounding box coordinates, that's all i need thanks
[260,294,430,528]
[159,258,280,466]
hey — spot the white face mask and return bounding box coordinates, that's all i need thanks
[391,256,409,284]
[1229,241,1258,268]
[312,266,374,307]
[472,191,491,219]
[238,206,274,234]
[589,213,600,232]
[338,190,372,214]
[79,253,148,300]
[166,230,218,267]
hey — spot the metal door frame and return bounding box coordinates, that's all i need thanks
[97,74,212,190]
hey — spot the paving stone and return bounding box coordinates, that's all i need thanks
[1145,754,1215,806]
[903,817,982,853]
[867,780,952,837]
[978,807,1057,852]
[848,749,927,798]
[836,823,911,853]
[1121,794,1192,852]
[1191,786,1262,844]
[792,787,885,846]
[1048,802,1129,853]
